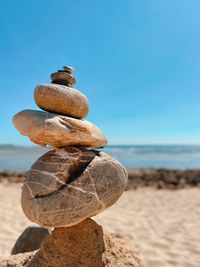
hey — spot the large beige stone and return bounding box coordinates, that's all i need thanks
[0,219,144,267]
[34,84,89,118]
[21,147,128,227]
[13,110,107,148]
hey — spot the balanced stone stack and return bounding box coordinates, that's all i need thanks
[8,66,144,267]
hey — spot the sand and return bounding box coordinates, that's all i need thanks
[0,182,200,267]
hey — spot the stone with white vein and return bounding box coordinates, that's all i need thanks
[21,147,128,228]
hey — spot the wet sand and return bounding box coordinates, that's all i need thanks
[0,182,200,267]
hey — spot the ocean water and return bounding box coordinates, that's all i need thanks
[0,145,200,172]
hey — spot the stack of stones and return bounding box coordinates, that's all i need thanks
[13,65,128,228]
[10,66,143,267]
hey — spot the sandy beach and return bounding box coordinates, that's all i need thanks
[0,182,200,267]
[1,0,200,265]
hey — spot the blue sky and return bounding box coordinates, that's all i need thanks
[1,0,200,145]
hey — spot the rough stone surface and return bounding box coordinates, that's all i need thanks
[13,110,107,148]
[0,219,144,267]
[11,226,50,255]
[21,147,128,227]
[34,84,89,118]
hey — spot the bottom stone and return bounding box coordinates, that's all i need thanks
[0,219,144,267]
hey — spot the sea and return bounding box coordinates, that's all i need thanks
[1,145,200,172]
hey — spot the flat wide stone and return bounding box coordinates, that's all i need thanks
[34,84,89,118]
[21,147,128,227]
[13,110,107,148]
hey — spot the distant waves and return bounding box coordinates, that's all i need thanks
[0,145,200,171]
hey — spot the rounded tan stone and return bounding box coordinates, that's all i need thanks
[34,84,89,118]
[13,110,107,148]
[21,147,128,228]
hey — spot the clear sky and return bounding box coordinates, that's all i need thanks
[1,0,200,145]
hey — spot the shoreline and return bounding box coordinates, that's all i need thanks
[1,168,200,189]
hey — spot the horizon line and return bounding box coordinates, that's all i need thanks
[1,143,200,148]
